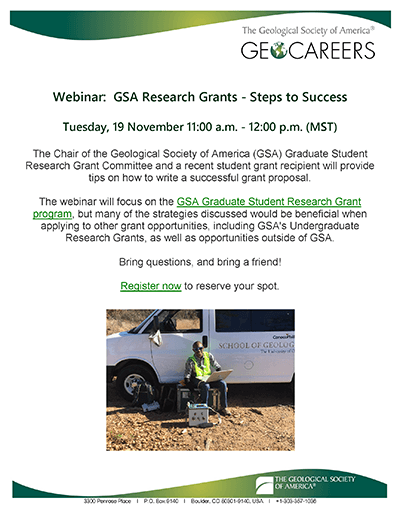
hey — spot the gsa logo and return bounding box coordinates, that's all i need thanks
[255,476,274,494]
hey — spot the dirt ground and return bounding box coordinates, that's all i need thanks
[106,310,295,451]
[106,381,294,451]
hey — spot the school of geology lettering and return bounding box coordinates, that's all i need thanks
[219,339,295,350]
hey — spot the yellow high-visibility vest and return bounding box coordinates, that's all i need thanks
[190,352,211,378]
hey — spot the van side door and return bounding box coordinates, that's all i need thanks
[209,310,295,383]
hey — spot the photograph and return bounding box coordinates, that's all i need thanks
[107,309,295,451]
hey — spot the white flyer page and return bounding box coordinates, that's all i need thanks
[3,3,398,517]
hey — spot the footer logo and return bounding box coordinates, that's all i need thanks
[255,476,274,495]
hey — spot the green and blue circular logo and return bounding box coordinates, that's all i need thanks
[270,41,288,59]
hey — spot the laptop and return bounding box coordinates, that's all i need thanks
[200,369,233,383]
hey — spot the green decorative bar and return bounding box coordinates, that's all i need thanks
[10,11,391,40]
[13,469,387,498]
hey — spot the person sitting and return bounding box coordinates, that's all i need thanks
[184,341,231,416]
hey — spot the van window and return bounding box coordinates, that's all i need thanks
[216,310,294,333]
[143,310,202,334]
[251,310,294,332]
[215,310,251,333]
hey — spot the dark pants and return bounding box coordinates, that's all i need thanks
[191,378,228,409]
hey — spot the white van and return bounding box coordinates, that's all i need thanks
[107,309,295,401]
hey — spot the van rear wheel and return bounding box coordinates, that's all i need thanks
[116,364,158,402]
